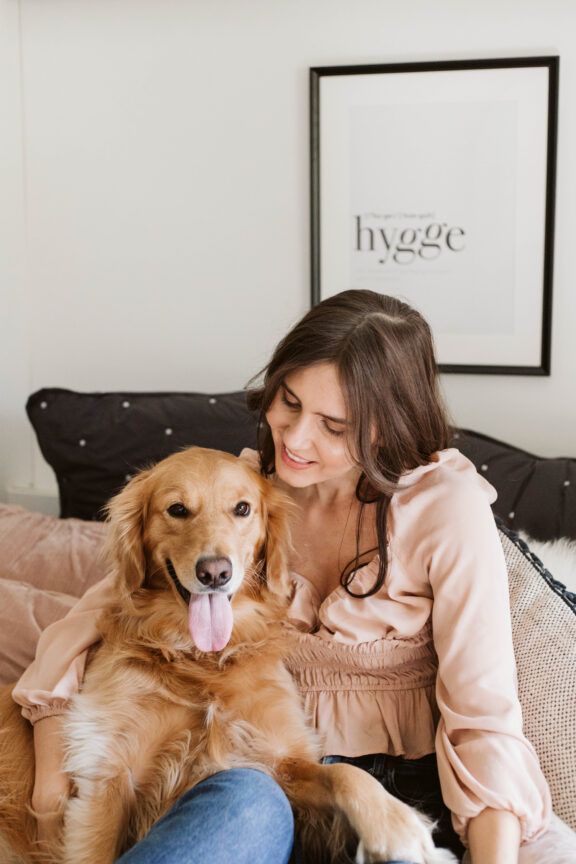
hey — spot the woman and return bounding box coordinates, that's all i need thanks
[13,291,565,863]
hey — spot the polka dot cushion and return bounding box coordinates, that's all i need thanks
[27,388,258,520]
[27,390,576,542]
[455,429,576,543]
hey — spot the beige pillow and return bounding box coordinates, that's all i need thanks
[0,503,108,595]
[501,525,576,830]
[0,504,107,686]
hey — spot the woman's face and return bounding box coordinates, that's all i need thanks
[265,363,358,489]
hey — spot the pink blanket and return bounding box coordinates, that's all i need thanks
[0,504,107,686]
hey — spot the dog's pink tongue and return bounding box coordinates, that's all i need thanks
[188,593,233,652]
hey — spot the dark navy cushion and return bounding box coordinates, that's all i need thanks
[27,388,258,521]
[454,429,576,542]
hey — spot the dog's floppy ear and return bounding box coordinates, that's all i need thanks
[260,482,293,599]
[105,469,151,596]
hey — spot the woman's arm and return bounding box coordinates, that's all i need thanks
[12,575,116,722]
[467,808,521,864]
[11,576,117,843]
[398,461,551,848]
[31,715,69,852]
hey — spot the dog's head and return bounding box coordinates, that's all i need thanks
[105,447,292,652]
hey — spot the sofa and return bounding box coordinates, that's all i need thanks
[0,387,575,832]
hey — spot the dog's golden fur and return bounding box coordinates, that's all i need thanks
[0,447,453,864]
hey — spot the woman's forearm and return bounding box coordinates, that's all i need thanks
[32,714,70,854]
[467,807,521,864]
[32,714,69,813]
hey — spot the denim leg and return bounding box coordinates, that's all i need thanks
[116,768,294,864]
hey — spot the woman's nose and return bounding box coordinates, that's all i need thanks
[283,413,312,449]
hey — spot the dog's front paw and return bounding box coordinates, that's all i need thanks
[354,797,458,864]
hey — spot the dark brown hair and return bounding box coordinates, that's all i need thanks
[247,289,452,597]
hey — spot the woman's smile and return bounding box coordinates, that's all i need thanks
[265,363,359,490]
[281,443,316,469]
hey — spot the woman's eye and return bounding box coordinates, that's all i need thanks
[233,501,251,517]
[281,391,299,410]
[324,424,345,437]
[167,503,189,519]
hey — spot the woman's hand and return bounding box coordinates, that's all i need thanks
[467,807,521,864]
[31,714,70,854]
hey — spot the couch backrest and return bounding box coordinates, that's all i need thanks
[456,429,576,542]
[27,388,576,541]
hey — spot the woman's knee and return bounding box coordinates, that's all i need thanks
[117,768,294,864]
[178,768,294,860]
[180,767,293,830]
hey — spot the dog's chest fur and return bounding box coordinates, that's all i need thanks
[62,594,316,831]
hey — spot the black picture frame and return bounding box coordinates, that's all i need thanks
[310,57,559,375]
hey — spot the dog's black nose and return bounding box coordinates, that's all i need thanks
[196,556,233,589]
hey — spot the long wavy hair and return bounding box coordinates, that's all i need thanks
[246,289,452,597]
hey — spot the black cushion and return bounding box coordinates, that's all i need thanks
[454,429,576,542]
[27,388,258,521]
[27,388,576,541]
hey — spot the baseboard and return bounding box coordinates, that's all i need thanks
[5,485,59,516]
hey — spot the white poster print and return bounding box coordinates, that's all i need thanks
[349,100,518,337]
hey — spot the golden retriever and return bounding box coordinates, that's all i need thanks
[0,447,454,864]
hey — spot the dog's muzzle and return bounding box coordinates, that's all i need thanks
[165,559,191,603]
[165,558,235,652]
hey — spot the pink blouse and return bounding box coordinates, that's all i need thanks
[12,449,551,844]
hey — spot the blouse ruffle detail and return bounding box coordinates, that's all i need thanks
[284,623,439,759]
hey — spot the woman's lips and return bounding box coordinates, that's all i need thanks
[281,444,315,470]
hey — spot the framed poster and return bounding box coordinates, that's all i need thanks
[310,57,559,374]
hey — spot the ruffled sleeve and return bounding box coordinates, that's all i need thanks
[405,459,552,844]
[11,575,116,723]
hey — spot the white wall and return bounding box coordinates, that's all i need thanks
[2,0,575,508]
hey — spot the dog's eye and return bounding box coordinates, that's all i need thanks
[167,503,189,519]
[233,501,251,517]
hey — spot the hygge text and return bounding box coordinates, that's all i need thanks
[354,216,466,265]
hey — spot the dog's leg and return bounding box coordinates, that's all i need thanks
[0,687,37,863]
[61,773,133,864]
[277,758,457,864]
[0,834,28,864]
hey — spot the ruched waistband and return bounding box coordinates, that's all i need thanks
[283,621,438,693]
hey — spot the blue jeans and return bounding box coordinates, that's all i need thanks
[114,766,420,864]
[115,768,293,864]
